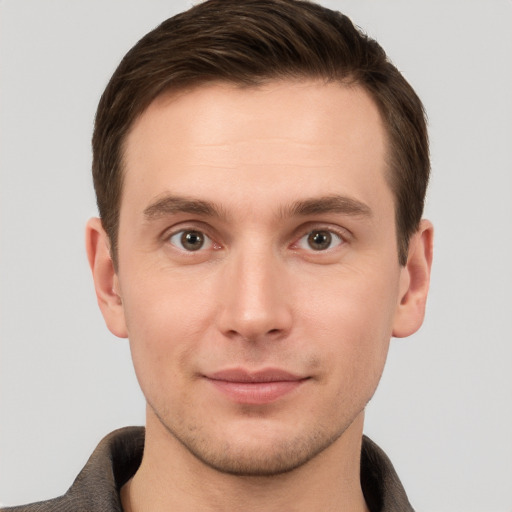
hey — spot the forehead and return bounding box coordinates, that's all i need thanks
[121,80,389,213]
[127,79,385,149]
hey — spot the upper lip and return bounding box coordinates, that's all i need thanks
[206,368,306,383]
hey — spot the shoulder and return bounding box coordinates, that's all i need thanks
[1,427,144,512]
[1,495,76,512]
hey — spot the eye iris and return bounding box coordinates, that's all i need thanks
[181,231,204,251]
[307,230,332,250]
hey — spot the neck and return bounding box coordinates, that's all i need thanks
[121,410,369,512]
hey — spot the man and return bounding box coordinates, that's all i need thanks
[3,0,432,510]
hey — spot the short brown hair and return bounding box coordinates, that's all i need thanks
[92,0,429,267]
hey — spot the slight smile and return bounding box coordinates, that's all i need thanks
[205,368,310,405]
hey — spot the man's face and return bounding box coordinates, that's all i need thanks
[112,80,410,475]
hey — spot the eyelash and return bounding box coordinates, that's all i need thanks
[165,224,348,255]
[293,228,346,252]
[167,228,219,252]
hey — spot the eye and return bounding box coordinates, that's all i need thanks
[168,229,213,252]
[296,229,344,251]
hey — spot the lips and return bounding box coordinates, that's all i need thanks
[205,368,308,404]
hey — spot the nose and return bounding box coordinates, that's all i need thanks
[216,246,293,343]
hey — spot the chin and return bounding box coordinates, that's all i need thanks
[160,412,349,477]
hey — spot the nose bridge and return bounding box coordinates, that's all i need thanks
[218,239,292,341]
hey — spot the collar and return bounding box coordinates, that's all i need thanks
[56,427,414,512]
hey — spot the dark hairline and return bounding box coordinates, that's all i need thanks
[93,0,429,270]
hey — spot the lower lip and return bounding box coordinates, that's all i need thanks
[208,379,306,404]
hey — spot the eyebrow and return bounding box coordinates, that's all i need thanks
[143,193,372,221]
[285,195,372,218]
[143,195,226,220]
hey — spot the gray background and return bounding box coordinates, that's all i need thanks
[1,1,511,510]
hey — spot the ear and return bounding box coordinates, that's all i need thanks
[85,218,128,338]
[392,219,434,338]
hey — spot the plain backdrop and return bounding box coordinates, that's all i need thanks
[1,1,511,510]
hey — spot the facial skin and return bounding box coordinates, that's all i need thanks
[87,80,432,511]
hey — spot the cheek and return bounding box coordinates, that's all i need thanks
[296,263,399,384]
[119,267,218,388]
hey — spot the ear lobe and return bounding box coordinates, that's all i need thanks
[85,217,128,338]
[392,219,434,338]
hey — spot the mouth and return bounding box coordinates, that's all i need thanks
[204,368,309,405]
